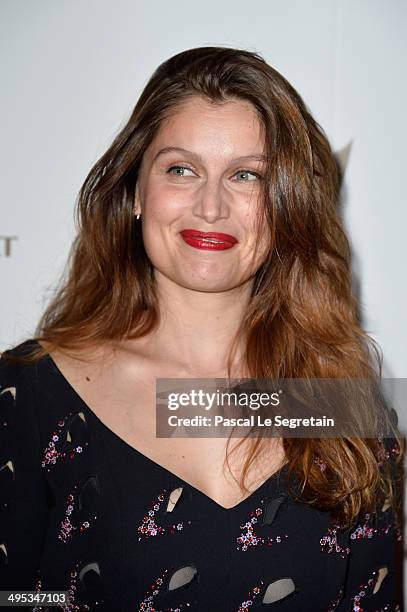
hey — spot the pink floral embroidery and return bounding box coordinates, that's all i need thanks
[58,484,97,543]
[42,412,88,471]
[350,512,397,541]
[237,582,263,610]
[32,561,104,610]
[138,567,193,610]
[313,455,327,471]
[377,437,401,466]
[137,489,192,541]
[320,524,351,558]
[349,567,382,611]
[236,501,288,551]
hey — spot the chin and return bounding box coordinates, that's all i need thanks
[178,277,237,292]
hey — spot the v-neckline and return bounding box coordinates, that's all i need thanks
[40,342,289,513]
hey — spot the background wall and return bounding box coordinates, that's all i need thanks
[1,0,406,591]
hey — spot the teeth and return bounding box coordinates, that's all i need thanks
[200,237,226,244]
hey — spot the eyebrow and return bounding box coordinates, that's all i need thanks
[152,146,268,164]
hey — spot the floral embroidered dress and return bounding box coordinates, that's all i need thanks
[0,340,403,611]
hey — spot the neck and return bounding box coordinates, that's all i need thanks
[147,272,253,376]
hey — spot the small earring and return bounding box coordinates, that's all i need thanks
[136,213,141,220]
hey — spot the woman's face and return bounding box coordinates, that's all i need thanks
[134,95,269,293]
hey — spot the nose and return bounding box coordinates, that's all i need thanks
[191,178,230,223]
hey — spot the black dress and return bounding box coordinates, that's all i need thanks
[0,340,403,611]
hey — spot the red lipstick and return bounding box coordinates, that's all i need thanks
[180,229,238,251]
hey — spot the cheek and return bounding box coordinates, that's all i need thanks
[240,188,263,220]
[140,186,181,259]
[142,183,187,223]
[242,209,261,238]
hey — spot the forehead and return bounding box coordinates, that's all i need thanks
[147,95,265,159]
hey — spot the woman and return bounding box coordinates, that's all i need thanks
[0,46,404,611]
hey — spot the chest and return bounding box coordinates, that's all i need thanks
[50,350,285,509]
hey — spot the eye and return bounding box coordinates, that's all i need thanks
[167,165,195,177]
[233,169,262,182]
[166,165,262,182]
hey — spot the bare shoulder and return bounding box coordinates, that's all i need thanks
[37,339,117,381]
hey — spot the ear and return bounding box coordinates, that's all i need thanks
[133,183,141,216]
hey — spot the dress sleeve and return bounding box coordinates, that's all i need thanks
[0,349,50,591]
[335,433,404,611]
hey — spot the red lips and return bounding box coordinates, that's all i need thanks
[180,229,238,251]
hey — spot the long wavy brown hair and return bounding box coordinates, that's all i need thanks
[2,46,404,530]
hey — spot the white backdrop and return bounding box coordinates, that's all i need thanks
[1,0,406,593]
